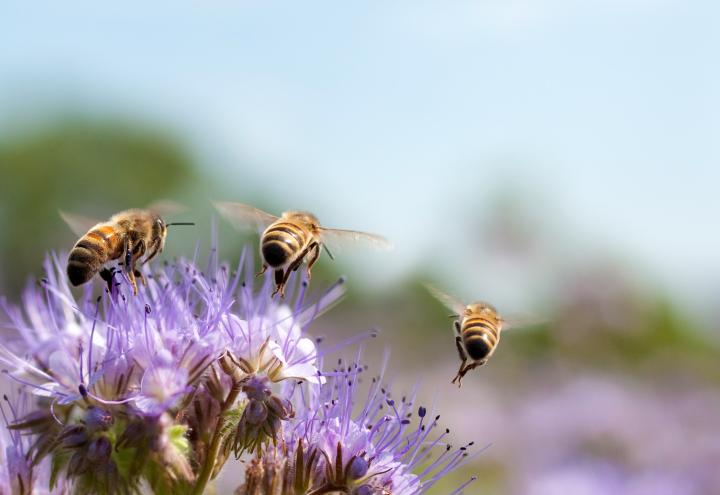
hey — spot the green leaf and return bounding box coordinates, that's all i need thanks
[168,424,190,456]
[219,402,245,438]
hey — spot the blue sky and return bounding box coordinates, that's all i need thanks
[1,1,718,314]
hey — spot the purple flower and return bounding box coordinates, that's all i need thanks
[0,239,474,494]
[133,354,192,416]
[0,254,228,412]
[214,271,346,457]
[237,353,479,495]
[218,271,345,385]
[0,246,350,493]
[0,392,61,495]
[524,459,701,495]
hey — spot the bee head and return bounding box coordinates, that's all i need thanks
[152,214,168,249]
[284,211,321,232]
[466,302,501,322]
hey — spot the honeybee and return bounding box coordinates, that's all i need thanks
[425,284,506,387]
[61,203,193,295]
[214,201,392,297]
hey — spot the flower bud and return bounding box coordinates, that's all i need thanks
[244,400,268,426]
[352,485,375,495]
[243,376,271,401]
[84,407,114,432]
[267,395,293,419]
[348,456,370,480]
[61,427,88,448]
[87,437,112,464]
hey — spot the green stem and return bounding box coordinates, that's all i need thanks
[191,380,243,495]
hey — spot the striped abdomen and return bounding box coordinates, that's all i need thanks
[461,317,500,361]
[261,221,309,268]
[67,224,122,286]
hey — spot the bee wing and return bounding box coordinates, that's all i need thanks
[500,314,546,331]
[59,211,103,237]
[423,283,466,316]
[147,199,186,216]
[213,201,279,232]
[318,227,394,252]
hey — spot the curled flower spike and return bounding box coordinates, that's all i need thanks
[227,375,295,456]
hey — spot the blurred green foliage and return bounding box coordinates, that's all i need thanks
[0,119,196,293]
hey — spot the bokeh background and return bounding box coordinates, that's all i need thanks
[2,2,719,494]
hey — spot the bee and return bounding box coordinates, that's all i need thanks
[61,203,193,295]
[425,284,506,387]
[214,201,392,297]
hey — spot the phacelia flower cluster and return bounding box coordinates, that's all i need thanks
[0,244,477,494]
[237,353,479,495]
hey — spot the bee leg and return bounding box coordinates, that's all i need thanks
[277,259,302,298]
[133,239,146,261]
[99,268,115,294]
[452,365,468,387]
[142,238,161,265]
[123,237,145,296]
[451,368,464,386]
[305,243,321,280]
[121,237,138,296]
[453,360,484,387]
[279,244,314,292]
[127,268,139,296]
[451,337,468,386]
[454,336,466,361]
[131,240,147,287]
[271,269,285,298]
[256,264,268,278]
[122,237,132,272]
[454,320,461,335]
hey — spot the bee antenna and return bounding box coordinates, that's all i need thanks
[322,243,335,260]
[448,314,459,319]
[166,222,195,227]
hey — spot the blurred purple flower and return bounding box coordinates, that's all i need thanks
[442,370,720,495]
[524,459,700,495]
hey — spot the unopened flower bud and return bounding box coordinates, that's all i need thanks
[267,395,293,419]
[84,407,114,432]
[61,426,88,448]
[348,456,370,480]
[87,437,112,464]
[352,485,375,495]
[243,376,271,401]
[245,401,268,426]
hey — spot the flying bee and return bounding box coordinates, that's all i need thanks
[214,201,392,297]
[424,284,507,387]
[61,202,194,295]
